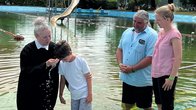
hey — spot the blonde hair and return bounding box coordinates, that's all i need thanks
[155,3,175,21]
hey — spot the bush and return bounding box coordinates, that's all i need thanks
[105,1,118,9]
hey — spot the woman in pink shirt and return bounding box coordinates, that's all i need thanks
[152,3,182,110]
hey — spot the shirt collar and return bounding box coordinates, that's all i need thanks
[35,40,49,50]
[143,26,150,33]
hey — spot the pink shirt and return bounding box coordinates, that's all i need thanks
[152,27,181,78]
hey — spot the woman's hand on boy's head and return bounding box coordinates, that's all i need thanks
[46,58,59,68]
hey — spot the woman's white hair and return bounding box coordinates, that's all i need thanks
[33,17,50,36]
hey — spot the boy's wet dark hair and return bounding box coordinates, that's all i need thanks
[54,40,72,59]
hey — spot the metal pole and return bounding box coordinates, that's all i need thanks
[67,0,71,41]
[60,27,63,40]
[48,0,51,20]
[67,17,69,42]
[74,9,77,37]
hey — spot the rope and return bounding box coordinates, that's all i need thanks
[0,28,24,41]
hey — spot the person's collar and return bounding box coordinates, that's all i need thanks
[138,26,149,34]
[131,28,135,32]
[35,40,49,50]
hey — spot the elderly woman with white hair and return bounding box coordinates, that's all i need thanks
[17,17,59,110]
[116,10,158,110]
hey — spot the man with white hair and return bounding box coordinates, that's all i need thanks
[116,10,158,110]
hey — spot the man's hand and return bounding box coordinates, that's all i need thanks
[119,63,134,74]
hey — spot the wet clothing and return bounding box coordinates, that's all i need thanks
[17,41,59,110]
[152,27,181,110]
[122,82,153,108]
[153,76,178,110]
[71,98,92,110]
[59,56,90,100]
[59,56,92,110]
[118,26,157,109]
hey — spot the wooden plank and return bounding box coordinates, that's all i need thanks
[179,64,196,70]
[182,33,196,38]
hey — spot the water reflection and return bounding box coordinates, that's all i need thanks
[0,12,196,110]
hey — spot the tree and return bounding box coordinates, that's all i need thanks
[150,0,156,10]
[179,0,196,8]
[168,0,173,4]
[188,0,196,6]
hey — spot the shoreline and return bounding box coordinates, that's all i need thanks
[0,5,195,23]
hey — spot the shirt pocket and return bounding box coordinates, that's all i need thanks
[135,43,145,53]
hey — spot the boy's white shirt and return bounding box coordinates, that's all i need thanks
[59,56,90,100]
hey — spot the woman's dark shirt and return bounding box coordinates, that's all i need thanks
[17,41,59,110]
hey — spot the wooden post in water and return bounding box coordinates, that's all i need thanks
[179,64,196,70]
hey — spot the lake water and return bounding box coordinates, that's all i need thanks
[0,12,196,110]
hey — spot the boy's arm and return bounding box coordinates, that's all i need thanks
[85,72,92,103]
[59,75,66,104]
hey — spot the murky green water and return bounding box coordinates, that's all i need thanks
[0,12,196,110]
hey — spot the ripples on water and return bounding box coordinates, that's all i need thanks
[0,55,18,89]
[0,12,196,110]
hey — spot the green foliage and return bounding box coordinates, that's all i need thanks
[189,0,196,5]
[179,0,196,7]
[105,1,118,9]
[78,0,110,9]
